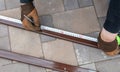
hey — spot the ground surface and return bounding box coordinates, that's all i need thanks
[0,0,120,72]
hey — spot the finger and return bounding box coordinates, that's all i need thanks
[23,18,36,31]
[22,19,29,30]
[32,9,40,27]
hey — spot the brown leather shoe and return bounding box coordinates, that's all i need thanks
[21,2,40,31]
[98,34,120,56]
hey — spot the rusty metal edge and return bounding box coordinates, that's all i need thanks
[0,19,99,72]
[0,49,98,72]
[0,19,98,48]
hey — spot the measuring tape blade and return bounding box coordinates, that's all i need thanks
[0,15,97,42]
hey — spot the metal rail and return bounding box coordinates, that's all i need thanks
[0,16,99,72]
[0,15,98,48]
[0,50,98,72]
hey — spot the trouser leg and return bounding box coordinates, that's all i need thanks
[98,0,120,56]
[20,0,33,3]
[104,0,120,33]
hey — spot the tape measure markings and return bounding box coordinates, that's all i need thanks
[0,15,97,42]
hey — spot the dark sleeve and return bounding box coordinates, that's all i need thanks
[104,0,120,33]
[20,0,33,3]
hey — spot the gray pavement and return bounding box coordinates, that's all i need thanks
[0,0,120,72]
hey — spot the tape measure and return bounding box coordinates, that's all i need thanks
[0,15,97,42]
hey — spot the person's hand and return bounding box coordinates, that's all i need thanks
[98,34,120,56]
[21,2,40,31]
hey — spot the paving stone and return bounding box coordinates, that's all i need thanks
[5,0,20,9]
[98,16,106,29]
[42,39,78,66]
[96,58,120,72]
[74,43,120,65]
[0,37,10,50]
[0,24,10,50]
[78,0,93,7]
[0,63,29,72]
[93,0,109,17]
[9,27,43,58]
[64,0,79,11]
[0,8,21,19]
[46,69,58,72]
[84,31,99,38]
[40,15,54,27]
[34,0,64,16]
[75,42,120,66]
[0,0,5,11]
[0,58,11,66]
[29,65,46,72]
[80,63,96,71]
[0,24,8,37]
[40,35,56,43]
[53,6,100,34]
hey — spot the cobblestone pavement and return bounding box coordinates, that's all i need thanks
[0,0,120,72]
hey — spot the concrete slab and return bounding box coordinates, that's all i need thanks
[80,63,96,71]
[0,0,5,11]
[0,63,29,72]
[40,15,54,27]
[64,0,79,11]
[42,39,78,66]
[78,0,93,7]
[29,65,46,72]
[40,35,56,43]
[5,0,20,9]
[93,0,109,17]
[9,27,43,58]
[0,24,10,50]
[0,37,10,50]
[0,24,8,37]
[34,0,64,16]
[0,8,21,19]
[53,6,100,34]
[74,43,120,65]
[96,58,120,72]
[0,58,11,66]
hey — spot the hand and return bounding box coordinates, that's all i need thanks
[98,34,120,56]
[21,2,40,31]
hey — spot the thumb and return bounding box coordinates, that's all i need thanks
[32,9,40,27]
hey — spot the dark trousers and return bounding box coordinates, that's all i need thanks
[104,0,120,33]
[20,0,33,3]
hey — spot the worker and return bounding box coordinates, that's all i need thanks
[98,0,120,56]
[20,0,40,31]
[20,0,120,56]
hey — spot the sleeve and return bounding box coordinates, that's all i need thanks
[20,0,33,3]
[103,0,120,33]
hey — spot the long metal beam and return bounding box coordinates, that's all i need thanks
[0,15,98,48]
[0,50,98,72]
[0,15,99,72]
